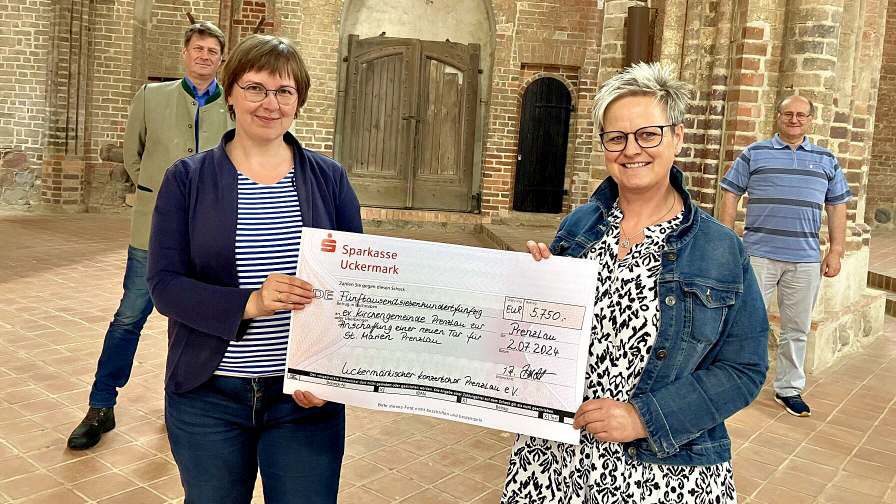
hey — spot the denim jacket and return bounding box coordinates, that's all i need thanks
[550,167,768,466]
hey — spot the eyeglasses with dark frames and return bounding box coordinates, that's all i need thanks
[779,112,812,122]
[236,82,299,106]
[598,124,677,152]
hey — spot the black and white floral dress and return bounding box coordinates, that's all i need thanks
[501,203,736,504]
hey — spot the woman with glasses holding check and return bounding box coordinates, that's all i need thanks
[501,62,768,503]
[147,35,361,503]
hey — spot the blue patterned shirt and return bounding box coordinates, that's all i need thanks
[721,134,851,263]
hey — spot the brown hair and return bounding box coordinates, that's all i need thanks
[183,22,226,52]
[220,35,311,118]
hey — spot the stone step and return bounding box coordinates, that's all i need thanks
[866,269,895,318]
[479,223,557,252]
[489,211,564,228]
[868,270,896,294]
[363,218,481,234]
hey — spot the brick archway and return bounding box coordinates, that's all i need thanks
[518,72,576,100]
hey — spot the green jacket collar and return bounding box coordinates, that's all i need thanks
[180,77,223,104]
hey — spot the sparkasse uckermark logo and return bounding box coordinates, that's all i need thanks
[321,233,337,253]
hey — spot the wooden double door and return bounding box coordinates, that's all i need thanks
[339,35,480,211]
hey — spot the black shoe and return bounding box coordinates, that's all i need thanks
[67,407,115,450]
[775,393,811,417]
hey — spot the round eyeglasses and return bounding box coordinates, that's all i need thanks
[598,124,676,152]
[236,82,299,106]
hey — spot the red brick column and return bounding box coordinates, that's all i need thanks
[481,0,523,214]
[40,0,93,210]
[673,0,735,212]
[868,0,896,228]
[716,23,771,227]
[778,1,843,139]
[287,0,344,154]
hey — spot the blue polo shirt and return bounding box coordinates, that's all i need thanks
[183,77,219,151]
[184,77,217,106]
[721,134,851,263]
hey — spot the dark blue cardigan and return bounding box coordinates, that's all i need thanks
[147,129,363,393]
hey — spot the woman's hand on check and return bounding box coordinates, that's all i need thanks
[573,398,648,442]
[292,390,327,408]
[243,274,314,319]
[526,240,552,261]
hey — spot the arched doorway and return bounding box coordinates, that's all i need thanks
[513,78,572,213]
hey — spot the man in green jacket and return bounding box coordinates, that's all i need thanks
[68,21,232,450]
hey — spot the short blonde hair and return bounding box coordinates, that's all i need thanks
[220,35,311,115]
[592,62,693,131]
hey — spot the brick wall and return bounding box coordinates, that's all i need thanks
[40,0,91,209]
[481,0,601,214]
[478,0,515,214]
[231,0,274,49]
[869,0,896,228]
[146,0,221,80]
[713,0,885,250]
[0,0,51,206]
[84,0,138,212]
[673,0,734,211]
[670,0,790,216]
[282,0,344,154]
[0,0,890,229]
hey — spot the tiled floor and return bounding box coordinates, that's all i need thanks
[0,211,894,503]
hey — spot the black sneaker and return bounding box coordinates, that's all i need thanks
[67,407,115,450]
[775,394,811,417]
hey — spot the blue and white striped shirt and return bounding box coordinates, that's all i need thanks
[721,134,851,263]
[215,169,302,377]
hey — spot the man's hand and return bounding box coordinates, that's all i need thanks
[822,203,847,278]
[821,249,843,277]
[573,398,648,443]
[718,190,741,231]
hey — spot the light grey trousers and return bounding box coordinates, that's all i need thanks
[749,256,822,397]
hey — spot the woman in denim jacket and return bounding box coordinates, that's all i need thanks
[501,63,768,503]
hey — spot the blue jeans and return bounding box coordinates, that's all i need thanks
[89,246,155,408]
[165,375,345,504]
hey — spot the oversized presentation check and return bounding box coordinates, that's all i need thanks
[284,228,598,444]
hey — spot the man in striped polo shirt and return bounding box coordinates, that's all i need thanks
[719,95,851,418]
